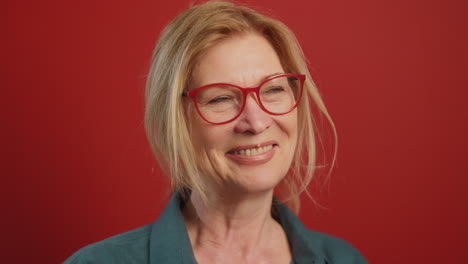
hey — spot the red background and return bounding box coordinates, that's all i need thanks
[3,0,468,263]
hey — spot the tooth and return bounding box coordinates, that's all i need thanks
[231,145,274,156]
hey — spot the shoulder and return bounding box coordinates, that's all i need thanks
[63,224,152,264]
[301,229,368,264]
[63,193,195,264]
[274,201,367,263]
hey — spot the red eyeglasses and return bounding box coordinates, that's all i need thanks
[182,73,305,125]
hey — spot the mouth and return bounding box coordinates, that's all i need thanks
[228,144,274,156]
[226,142,277,165]
[226,141,278,166]
[227,141,278,156]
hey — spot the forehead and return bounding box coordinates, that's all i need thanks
[192,33,284,88]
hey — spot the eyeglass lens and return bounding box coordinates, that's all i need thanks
[195,76,301,123]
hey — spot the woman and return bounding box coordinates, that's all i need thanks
[65,1,367,263]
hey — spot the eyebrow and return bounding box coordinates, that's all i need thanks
[219,72,285,87]
[187,72,286,93]
[261,72,284,81]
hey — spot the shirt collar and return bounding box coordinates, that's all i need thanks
[148,192,325,264]
[275,200,326,264]
[149,192,197,264]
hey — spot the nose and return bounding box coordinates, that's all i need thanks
[233,93,272,134]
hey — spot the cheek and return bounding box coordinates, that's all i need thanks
[277,113,298,178]
[190,119,219,152]
[281,111,299,169]
[188,101,229,152]
[187,103,208,147]
[280,110,299,144]
[189,118,233,177]
[291,118,298,146]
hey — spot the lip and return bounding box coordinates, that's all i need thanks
[227,141,278,152]
[226,141,278,166]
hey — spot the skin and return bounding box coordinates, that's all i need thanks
[183,33,298,264]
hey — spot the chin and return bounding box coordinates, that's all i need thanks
[229,168,287,195]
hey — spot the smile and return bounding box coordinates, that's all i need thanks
[230,144,273,156]
[226,142,277,165]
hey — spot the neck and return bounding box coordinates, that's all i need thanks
[182,189,277,255]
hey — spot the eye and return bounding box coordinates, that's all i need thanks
[208,95,233,104]
[264,86,286,93]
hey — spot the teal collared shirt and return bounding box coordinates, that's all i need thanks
[64,193,367,264]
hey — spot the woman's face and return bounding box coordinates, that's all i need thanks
[188,33,298,196]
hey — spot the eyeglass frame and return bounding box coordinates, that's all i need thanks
[182,73,306,125]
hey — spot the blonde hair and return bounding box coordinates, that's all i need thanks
[145,0,337,213]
